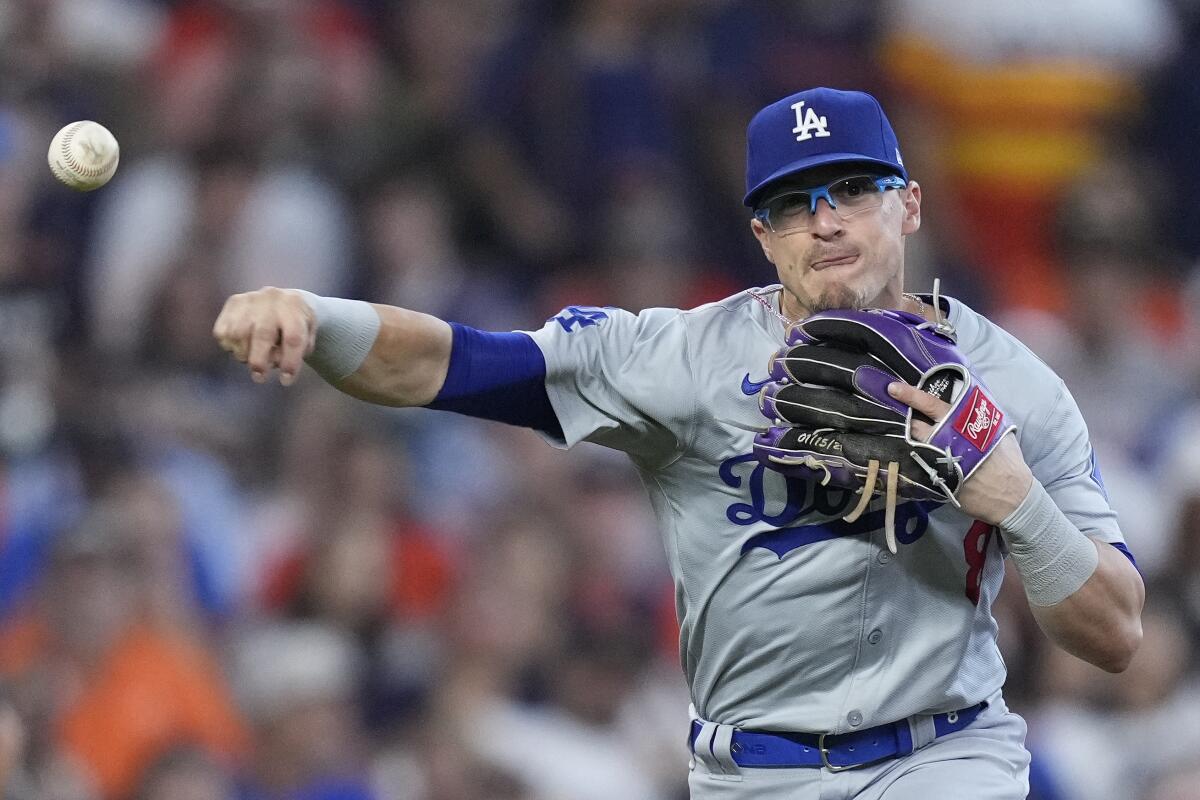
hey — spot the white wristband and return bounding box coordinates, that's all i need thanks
[293,290,381,382]
[999,479,1099,607]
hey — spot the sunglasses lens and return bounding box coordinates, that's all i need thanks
[760,175,894,233]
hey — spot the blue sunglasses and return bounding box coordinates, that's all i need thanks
[754,174,907,234]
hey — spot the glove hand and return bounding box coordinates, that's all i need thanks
[751,306,1021,551]
[887,381,1033,526]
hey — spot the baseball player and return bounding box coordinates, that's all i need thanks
[213,88,1145,799]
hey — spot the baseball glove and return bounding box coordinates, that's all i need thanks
[752,305,1015,552]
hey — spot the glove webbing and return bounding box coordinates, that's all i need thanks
[841,459,901,554]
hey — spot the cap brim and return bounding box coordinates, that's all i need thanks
[744,154,907,207]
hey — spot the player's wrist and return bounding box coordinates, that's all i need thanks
[998,478,1099,606]
[977,451,1035,525]
[293,290,381,382]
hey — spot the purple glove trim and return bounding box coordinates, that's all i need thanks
[759,381,783,421]
[768,347,791,383]
[852,365,908,416]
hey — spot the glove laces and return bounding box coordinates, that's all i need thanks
[842,459,901,554]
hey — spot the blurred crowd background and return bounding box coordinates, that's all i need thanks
[2,0,1200,798]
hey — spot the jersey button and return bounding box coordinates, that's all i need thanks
[877,550,892,564]
[847,710,863,727]
[867,629,882,645]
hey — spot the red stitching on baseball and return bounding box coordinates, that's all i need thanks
[59,123,110,178]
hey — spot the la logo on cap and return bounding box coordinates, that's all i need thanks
[743,88,907,207]
[791,101,830,142]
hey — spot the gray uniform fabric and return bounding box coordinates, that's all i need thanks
[525,286,1122,794]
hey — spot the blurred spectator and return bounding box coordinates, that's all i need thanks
[259,427,458,731]
[1154,425,1200,638]
[1030,600,1200,800]
[0,695,26,798]
[85,153,352,356]
[0,448,81,622]
[880,0,1178,313]
[135,747,237,800]
[1142,1,1200,264]
[85,0,371,357]
[0,499,248,800]
[231,622,377,800]
[1141,761,1200,800]
[465,628,669,800]
[458,0,690,270]
[41,0,166,70]
[361,175,528,331]
[996,152,1185,573]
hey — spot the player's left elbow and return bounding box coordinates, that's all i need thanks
[1096,617,1143,673]
[1092,545,1146,673]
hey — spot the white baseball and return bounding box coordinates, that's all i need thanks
[47,121,120,191]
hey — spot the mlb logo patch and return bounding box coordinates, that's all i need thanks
[953,387,1003,451]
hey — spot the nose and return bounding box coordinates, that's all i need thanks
[808,197,844,238]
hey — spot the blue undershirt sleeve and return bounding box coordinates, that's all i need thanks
[424,322,563,438]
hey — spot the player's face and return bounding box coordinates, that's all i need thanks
[750,166,922,318]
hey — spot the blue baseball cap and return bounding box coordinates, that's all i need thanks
[744,87,908,208]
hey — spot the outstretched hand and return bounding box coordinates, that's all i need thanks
[212,287,316,386]
[887,381,1033,525]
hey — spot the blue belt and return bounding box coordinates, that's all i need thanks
[689,702,987,771]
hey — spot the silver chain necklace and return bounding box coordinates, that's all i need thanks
[747,289,926,327]
[748,279,954,339]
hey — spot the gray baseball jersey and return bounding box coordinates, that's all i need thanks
[526,286,1123,735]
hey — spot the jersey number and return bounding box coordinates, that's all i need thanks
[963,520,995,606]
[554,306,610,331]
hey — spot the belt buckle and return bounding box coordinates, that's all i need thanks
[818,732,877,772]
[819,732,854,772]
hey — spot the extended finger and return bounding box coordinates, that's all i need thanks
[275,313,312,386]
[246,320,281,382]
[887,381,951,420]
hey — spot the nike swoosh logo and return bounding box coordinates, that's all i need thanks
[741,373,770,395]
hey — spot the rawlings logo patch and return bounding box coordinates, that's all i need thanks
[953,387,1003,450]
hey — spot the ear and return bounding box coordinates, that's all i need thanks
[751,217,775,264]
[900,181,921,235]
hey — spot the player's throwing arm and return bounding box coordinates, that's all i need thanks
[212,287,452,406]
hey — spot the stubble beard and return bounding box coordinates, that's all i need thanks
[788,279,874,317]
[796,256,902,316]
[807,282,871,313]
[779,244,903,318]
